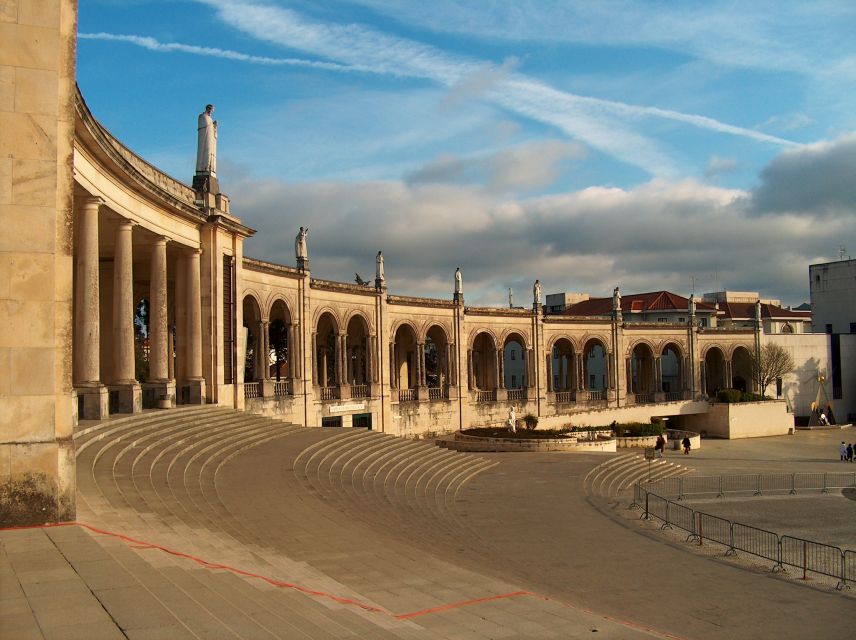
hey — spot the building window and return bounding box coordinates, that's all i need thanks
[510,350,516,360]
[511,375,517,387]
[678,317,685,323]
[826,324,833,335]
[589,374,596,389]
[657,317,667,323]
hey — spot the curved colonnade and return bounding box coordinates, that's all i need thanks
[70,88,759,436]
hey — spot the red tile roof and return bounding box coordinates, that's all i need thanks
[561,291,716,316]
[718,302,811,320]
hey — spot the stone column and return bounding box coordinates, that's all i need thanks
[467,349,474,390]
[546,353,554,392]
[496,350,504,389]
[74,197,109,418]
[654,355,665,402]
[144,236,175,407]
[521,348,528,388]
[110,219,141,413]
[334,333,343,386]
[366,336,374,386]
[185,249,206,403]
[576,353,585,392]
[700,361,707,397]
[416,342,426,396]
[389,343,396,388]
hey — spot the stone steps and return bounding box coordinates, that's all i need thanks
[584,452,693,501]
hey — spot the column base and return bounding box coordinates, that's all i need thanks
[107,382,142,414]
[183,378,207,405]
[143,381,176,409]
[260,379,275,399]
[75,384,109,420]
[607,389,617,402]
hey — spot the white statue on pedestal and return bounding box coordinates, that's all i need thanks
[295,226,309,261]
[507,405,517,433]
[688,293,696,316]
[454,268,463,295]
[613,286,621,311]
[376,251,385,281]
[533,279,542,305]
[196,104,217,176]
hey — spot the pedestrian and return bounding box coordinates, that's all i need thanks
[681,436,691,455]
[655,434,665,457]
[840,442,847,461]
[849,443,855,463]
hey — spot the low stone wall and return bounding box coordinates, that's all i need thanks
[678,401,793,439]
[537,400,709,430]
[439,432,616,452]
[615,435,659,448]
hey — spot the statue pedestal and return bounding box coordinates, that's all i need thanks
[193,173,219,194]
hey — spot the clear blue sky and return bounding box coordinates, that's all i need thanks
[78,1,856,306]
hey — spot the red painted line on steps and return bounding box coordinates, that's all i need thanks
[394,590,531,619]
[0,522,689,638]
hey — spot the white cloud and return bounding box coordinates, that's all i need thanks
[705,155,738,179]
[194,0,796,178]
[758,112,815,132]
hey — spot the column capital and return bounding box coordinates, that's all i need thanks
[81,195,105,210]
[152,235,171,246]
[190,247,203,256]
[116,218,136,229]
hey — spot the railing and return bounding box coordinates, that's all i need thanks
[427,387,447,401]
[398,388,417,402]
[350,384,369,398]
[319,386,339,401]
[244,382,260,399]
[634,392,655,404]
[665,391,683,402]
[475,390,497,402]
[586,390,606,401]
[273,380,291,397]
[507,388,527,402]
[633,475,854,589]
[554,391,576,404]
[643,472,856,500]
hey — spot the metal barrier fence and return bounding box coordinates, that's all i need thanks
[643,471,856,499]
[634,477,852,589]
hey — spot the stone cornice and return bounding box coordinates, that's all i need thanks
[465,306,533,318]
[543,315,612,325]
[242,257,302,278]
[387,294,456,309]
[207,214,255,239]
[310,278,380,297]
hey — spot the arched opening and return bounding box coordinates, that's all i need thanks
[242,295,262,383]
[425,325,450,395]
[703,347,726,397]
[470,332,498,393]
[781,323,793,334]
[392,324,417,400]
[661,343,682,397]
[268,300,291,382]
[731,346,754,393]
[346,315,369,390]
[134,297,150,383]
[630,343,655,399]
[550,338,575,396]
[315,312,338,389]
[503,333,526,390]
[583,339,607,396]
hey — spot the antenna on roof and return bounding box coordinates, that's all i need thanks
[690,275,697,294]
[839,245,847,260]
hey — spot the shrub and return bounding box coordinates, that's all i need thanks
[523,413,539,430]
[716,388,743,404]
[741,391,764,402]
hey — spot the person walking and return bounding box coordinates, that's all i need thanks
[841,441,848,461]
[655,434,665,458]
[848,443,854,463]
[681,436,691,455]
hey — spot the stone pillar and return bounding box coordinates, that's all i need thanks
[416,342,426,393]
[576,353,585,392]
[109,219,141,413]
[389,343,396,388]
[144,236,175,408]
[522,348,529,388]
[334,333,344,386]
[725,360,733,390]
[74,197,109,418]
[625,357,633,399]
[700,361,707,397]
[496,349,504,389]
[467,349,474,390]
[654,355,665,402]
[185,249,206,403]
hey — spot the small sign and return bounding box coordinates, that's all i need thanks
[329,402,366,413]
[644,447,656,460]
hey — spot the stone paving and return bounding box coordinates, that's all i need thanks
[2,409,856,639]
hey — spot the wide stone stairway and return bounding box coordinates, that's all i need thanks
[0,406,666,639]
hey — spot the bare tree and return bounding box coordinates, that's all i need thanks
[754,343,795,396]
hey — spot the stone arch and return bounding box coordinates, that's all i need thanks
[549,336,576,393]
[661,341,683,395]
[424,324,451,389]
[502,331,528,389]
[467,327,499,351]
[345,313,370,386]
[703,345,727,397]
[392,322,418,390]
[582,336,608,392]
[267,295,294,324]
[242,294,264,382]
[500,329,530,350]
[470,330,498,391]
[731,345,754,393]
[312,305,343,331]
[781,323,794,334]
[343,308,374,337]
[314,311,339,387]
[629,342,655,396]
[268,298,292,381]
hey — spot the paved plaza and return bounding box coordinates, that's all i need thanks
[2,410,856,639]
